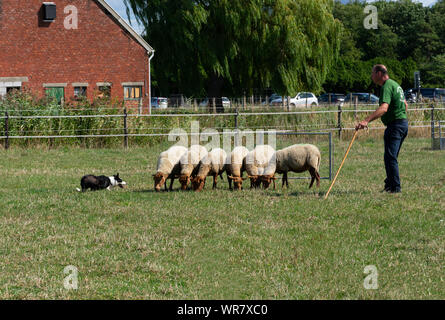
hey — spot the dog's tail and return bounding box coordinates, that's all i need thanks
[76,188,81,192]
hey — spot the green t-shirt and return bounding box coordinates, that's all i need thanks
[379,79,407,126]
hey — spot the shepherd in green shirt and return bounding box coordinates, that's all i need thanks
[356,64,408,193]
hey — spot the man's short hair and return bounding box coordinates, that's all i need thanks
[373,64,388,75]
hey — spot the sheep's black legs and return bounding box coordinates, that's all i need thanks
[309,168,320,189]
[282,172,289,188]
[169,178,174,191]
[212,174,217,189]
[227,173,233,190]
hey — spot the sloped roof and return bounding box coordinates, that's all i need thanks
[96,0,154,53]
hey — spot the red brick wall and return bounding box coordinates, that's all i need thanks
[0,0,150,110]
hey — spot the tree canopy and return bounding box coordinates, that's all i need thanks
[324,0,445,92]
[124,0,341,97]
[125,0,445,96]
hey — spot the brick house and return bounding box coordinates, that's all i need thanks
[0,0,154,112]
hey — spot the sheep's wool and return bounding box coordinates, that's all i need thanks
[156,146,188,175]
[246,145,276,176]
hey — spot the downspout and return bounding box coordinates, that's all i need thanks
[148,50,155,115]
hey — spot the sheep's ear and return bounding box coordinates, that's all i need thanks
[228,175,235,179]
[242,177,249,181]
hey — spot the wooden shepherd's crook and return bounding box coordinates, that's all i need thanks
[324,129,359,200]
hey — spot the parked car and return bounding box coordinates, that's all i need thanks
[199,97,231,108]
[342,93,379,104]
[271,92,318,108]
[318,93,345,104]
[262,93,281,105]
[407,88,445,101]
[151,97,168,109]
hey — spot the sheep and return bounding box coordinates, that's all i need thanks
[226,146,249,190]
[245,145,277,190]
[178,145,208,190]
[191,148,227,191]
[153,145,188,192]
[275,144,321,189]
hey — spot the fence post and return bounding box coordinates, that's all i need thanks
[212,97,216,114]
[329,131,333,180]
[354,95,358,121]
[235,107,239,129]
[4,111,9,150]
[243,93,246,110]
[431,103,435,149]
[338,103,342,139]
[124,107,128,149]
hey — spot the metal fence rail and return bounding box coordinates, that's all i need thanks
[1,107,443,149]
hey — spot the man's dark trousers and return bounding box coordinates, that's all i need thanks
[384,119,408,192]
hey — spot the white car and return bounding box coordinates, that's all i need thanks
[289,92,318,108]
[151,97,168,109]
[271,92,318,108]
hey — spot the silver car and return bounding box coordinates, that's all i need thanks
[151,97,168,109]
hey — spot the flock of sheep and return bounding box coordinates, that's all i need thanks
[153,143,321,192]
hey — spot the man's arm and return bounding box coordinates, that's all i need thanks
[356,103,388,130]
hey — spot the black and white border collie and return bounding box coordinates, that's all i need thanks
[76,173,127,192]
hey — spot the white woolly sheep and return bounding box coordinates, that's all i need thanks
[179,145,208,190]
[275,144,321,189]
[153,145,188,192]
[226,146,249,190]
[245,145,277,189]
[191,148,227,191]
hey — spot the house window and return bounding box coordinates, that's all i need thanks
[45,87,65,104]
[74,86,87,98]
[42,2,56,22]
[97,86,111,98]
[124,86,142,100]
[6,87,21,94]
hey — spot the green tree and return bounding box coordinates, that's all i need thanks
[422,54,445,87]
[124,0,341,97]
[431,0,445,46]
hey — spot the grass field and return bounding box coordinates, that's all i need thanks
[0,135,444,299]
